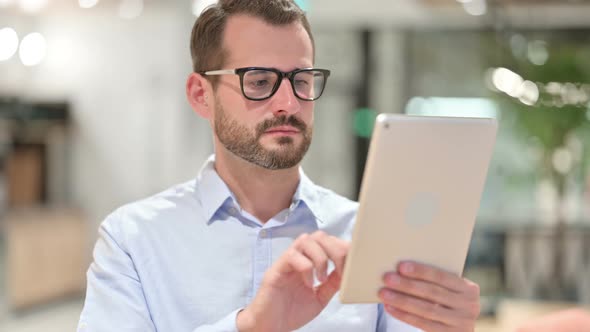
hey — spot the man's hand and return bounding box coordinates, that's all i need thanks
[515,308,590,332]
[379,261,481,332]
[237,231,349,332]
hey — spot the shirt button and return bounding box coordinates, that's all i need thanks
[260,229,267,238]
[229,207,239,215]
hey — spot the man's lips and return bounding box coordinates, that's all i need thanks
[264,126,301,134]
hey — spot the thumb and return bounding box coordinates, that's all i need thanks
[315,270,341,306]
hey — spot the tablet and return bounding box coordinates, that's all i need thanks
[339,114,497,303]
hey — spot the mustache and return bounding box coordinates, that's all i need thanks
[256,116,307,136]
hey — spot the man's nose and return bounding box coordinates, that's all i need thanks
[271,78,301,116]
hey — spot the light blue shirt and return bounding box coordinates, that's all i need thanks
[78,156,419,332]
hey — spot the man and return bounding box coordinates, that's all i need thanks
[78,0,481,331]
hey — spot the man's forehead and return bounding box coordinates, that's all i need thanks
[221,14,313,68]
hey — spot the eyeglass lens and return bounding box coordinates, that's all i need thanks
[242,69,326,100]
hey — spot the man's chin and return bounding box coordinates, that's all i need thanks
[252,147,305,169]
[257,139,289,150]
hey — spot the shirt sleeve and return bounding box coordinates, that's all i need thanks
[78,212,156,332]
[190,308,243,332]
[376,303,424,332]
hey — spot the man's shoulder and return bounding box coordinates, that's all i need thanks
[100,178,201,236]
[311,183,359,212]
[123,178,198,215]
[303,182,359,237]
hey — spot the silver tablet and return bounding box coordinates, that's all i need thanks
[339,114,498,303]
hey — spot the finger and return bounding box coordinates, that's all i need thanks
[296,234,329,282]
[383,304,449,332]
[379,289,460,326]
[382,272,464,309]
[397,261,467,293]
[279,248,315,288]
[315,270,341,306]
[311,231,349,276]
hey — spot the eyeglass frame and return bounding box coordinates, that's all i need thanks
[198,67,331,101]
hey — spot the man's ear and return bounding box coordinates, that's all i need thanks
[186,72,212,119]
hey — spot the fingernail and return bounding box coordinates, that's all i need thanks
[386,291,395,300]
[402,263,414,274]
[388,274,400,285]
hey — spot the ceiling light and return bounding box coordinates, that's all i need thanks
[79,0,99,9]
[0,27,19,61]
[18,0,48,13]
[462,0,486,16]
[19,32,46,66]
[491,67,523,96]
[528,40,549,66]
[517,81,539,106]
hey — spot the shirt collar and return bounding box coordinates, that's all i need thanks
[294,168,326,224]
[195,154,325,225]
[195,155,235,223]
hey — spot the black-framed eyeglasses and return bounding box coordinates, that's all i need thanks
[199,67,331,101]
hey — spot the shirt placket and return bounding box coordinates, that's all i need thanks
[250,227,272,302]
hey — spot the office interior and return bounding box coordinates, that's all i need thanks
[1,0,590,330]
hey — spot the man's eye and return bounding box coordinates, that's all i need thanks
[252,80,270,87]
[295,79,309,86]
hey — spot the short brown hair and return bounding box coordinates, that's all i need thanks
[189,0,315,81]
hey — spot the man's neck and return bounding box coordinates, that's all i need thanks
[214,150,301,224]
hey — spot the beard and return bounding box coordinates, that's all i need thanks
[213,102,313,170]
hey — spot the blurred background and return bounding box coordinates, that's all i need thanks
[1,0,590,330]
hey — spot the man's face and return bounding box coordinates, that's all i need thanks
[210,15,315,170]
[214,99,312,169]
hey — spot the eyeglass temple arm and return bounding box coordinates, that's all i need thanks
[200,69,236,76]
